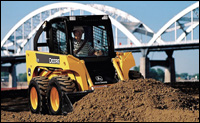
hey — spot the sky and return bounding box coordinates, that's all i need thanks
[1,1,199,75]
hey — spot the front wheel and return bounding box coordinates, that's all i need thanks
[47,75,77,115]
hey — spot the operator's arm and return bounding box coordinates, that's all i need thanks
[86,42,103,56]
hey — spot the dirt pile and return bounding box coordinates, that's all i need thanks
[64,78,199,122]
[1,78,199,122]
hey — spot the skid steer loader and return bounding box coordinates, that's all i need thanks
[26,15,143,115]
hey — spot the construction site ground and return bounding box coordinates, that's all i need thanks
[1,78,199,122]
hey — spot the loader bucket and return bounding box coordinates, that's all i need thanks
[62,94,73,114]
[62,90,94,114]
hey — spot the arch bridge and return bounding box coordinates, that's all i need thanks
[1,2,155,56]
[1,2,199,88]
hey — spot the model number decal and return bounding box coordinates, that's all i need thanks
[36,53,60,64]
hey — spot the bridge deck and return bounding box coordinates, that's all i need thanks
[115,42,199,52]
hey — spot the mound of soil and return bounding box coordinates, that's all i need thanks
[64,78,199,122]
[1,79,199,122]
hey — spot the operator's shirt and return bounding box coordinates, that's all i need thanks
[73,39,95,57]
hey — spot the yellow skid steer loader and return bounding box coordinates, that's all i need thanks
[26,15,143,115]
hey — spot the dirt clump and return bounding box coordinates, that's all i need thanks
[1,78,199,122]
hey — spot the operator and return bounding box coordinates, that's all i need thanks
[72,26,103,57]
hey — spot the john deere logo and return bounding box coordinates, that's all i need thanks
[36,53,60,64]
[49,58,60,64]
[95,76,103,81]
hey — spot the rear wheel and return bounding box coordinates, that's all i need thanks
[47,75,77,115]
[129,70,144,80]
[28,76,49,114]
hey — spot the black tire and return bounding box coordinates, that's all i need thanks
[129,70,144,80]
[47,75,77,115]
[28,76,49,114]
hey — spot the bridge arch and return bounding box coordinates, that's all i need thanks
[88,4,155,44]
[1,2,154,56]
[148,1,199,46]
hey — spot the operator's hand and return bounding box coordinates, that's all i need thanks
[94,50,103,56]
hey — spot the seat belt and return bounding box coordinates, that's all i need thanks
[74,40,87,55]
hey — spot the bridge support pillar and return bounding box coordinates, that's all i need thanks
[164,50,176,83]
[140,49,150,78]
[139,49,176,83]
[8,64,17,88]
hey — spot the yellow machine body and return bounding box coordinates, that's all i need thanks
[26,50,135,91]
[112,52,136,80]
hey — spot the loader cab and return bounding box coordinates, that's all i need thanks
[67,15,116,59]
[34,15,118,85]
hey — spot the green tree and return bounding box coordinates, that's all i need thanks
[157,68,164,82]
[176,72,180,78]
[1,72,9,76]
[149,68,157,79]
[148,68,165,82]
[133,66,140,71]
[180,73,188,79]
[18,72,27,82]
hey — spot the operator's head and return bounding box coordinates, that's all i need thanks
[73,26,84,33]
[73,26,84,42]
